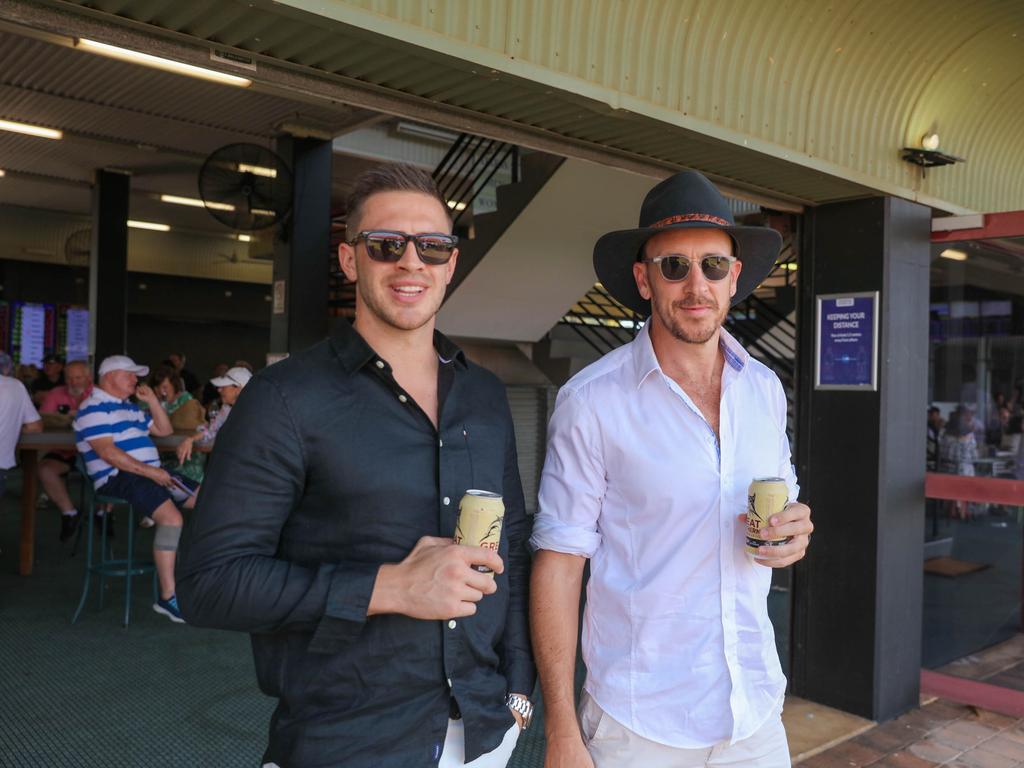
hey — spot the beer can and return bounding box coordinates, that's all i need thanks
[745,477,791,555]
[455,489,505,574]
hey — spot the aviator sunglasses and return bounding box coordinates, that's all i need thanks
[639,253,737,282]
[348,230,459,265]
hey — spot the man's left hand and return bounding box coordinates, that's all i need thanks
[508,692,528,730]
[735,501,813,568]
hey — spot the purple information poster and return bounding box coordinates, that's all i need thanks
[815,291,878,391]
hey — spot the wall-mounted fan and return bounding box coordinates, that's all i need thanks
[64,229,91,266]
[198,143,293,231]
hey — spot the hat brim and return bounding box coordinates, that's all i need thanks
[210,376,237,387]
[593,222,783,316]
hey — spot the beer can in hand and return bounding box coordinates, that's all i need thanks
[455,490,505,574]
[746,477,791,555]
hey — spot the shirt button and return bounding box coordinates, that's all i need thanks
[443,497,450,505]
[398,394,408,403]
[447,678,452,688]
[375,360,384,369]
[448,620,457,630]
[439,438,444,448]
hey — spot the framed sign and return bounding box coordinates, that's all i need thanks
[815,291,879,391]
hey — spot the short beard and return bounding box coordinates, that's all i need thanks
[654,293,729,345]
[356,278,443,332]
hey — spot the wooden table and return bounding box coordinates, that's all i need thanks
[14,431,195,576]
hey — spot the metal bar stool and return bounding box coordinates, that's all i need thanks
[71,461,157,627]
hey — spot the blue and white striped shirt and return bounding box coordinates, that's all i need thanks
[73,386,160,488]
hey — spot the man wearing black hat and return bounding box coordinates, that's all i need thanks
[531,171,813,767]
[30,353,65,407]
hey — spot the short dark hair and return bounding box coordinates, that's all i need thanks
[150,365,182,395]
[345,163,449,237]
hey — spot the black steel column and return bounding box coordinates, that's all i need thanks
[269,136,332,357]
[88,169,130,365]
[791,196,931,721]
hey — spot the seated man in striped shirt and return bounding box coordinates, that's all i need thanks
[74,355,188,624]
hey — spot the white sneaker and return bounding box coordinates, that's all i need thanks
[138,516,155,528]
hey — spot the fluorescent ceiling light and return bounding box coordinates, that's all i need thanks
[0,119,62,140]
[234,234,253,242]
[160,193,235,212]
[76,39,252,87]
[237,163,277,178]
[127,220,170,232]
[940,249,968,261]
[251,208,276,217]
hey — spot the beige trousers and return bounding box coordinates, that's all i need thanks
[579,691,791,768]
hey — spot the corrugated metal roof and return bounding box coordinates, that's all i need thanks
[14,0,1024,211]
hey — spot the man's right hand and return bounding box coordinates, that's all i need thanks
[544,734,595,768]
[369,536,504,619]
[149,467,175,488]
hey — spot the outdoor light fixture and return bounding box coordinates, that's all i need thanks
[921,133,941,151]
[236,163,277,178]
[76,39,252,87]
[902,131,963,174]
[161,193,235,211]
[0,119,63,140]
[127,220,171,232]
[940,249,968,261]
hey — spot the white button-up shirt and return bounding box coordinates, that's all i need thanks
[531,323,798,749]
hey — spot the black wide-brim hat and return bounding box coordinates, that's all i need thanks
[593,170,782,316]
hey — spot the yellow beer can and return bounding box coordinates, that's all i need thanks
[745,477,791,555]
[455,489,505,573]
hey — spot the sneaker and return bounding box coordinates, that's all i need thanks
[59,513,81,542]
[138,516,155,529]
[153,595,185,624]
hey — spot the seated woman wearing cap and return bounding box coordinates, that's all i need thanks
[175,366,252,470]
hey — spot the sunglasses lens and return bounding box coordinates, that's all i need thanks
[701,255,732,281]
[364,233,407,262]
[659,256,690,281]
[414,235,456,265]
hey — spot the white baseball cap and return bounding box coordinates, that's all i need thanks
[98,355,149,378]
[210,366,253,388]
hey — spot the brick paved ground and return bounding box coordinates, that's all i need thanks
[799,699,1024,767]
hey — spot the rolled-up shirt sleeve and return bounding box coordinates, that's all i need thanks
[531,387,605,558]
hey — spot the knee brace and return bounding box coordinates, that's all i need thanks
[154,524,182,552]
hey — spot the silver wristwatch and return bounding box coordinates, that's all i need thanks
[505,693,534,730]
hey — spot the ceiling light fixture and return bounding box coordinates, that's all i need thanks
[940,249,968,261]
[160,193,234,211]
[251,208,276,217]
[921,133,941,151]
[0,119,63,140]
[75,39,252,88]
[237,163,277,178]
[447,200,467,212]
[127,220,171,232]
[0,169,5,178]
[234,234,253,242]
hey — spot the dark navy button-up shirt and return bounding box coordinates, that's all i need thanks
[176,322,535,768]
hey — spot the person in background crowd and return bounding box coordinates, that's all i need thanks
[149,364,206,489]
[927,406,943,472]
[939,408,978,520]
[0,351,42,497]
[986,392,1008,447]
[166,352,200,396]
[74,355,194,623]
[175,366,251,468]
[200,363,229,407]
[30,354,65,407]
[232,359,254,372]
[37,360,94,541]
[16,364,40,390]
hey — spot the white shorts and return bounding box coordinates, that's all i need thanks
[579,691,791,768]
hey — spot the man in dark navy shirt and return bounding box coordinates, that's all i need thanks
[177,164,535,768]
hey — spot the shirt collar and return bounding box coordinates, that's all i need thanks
[631,322,749,390]
[330,321,468,374]
[92,385,128,404]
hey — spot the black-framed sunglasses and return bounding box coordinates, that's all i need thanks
[348,230,459,265]
[639,253,737,282]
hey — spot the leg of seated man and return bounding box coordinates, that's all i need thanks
[39,456,80,541]
[150,499,182,600]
